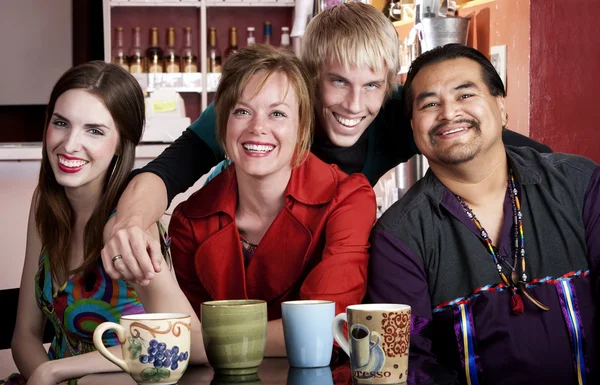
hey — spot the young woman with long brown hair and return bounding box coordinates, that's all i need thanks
[5,61,191,385]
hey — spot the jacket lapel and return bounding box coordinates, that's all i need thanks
[193,221,248,300]
[245,206,313,303]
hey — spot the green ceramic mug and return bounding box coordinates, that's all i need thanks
[201,300,268,375]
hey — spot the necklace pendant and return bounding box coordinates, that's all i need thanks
[510,270,520,285]
[517,283,550,312]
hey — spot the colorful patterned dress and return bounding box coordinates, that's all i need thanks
[36,254,145,359]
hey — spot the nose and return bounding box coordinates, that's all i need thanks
[63,128,82,153]
[341,87,362,114]
[248,114,268,136]
[439,99,462,122]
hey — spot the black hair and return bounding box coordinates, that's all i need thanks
[403,44,506,119]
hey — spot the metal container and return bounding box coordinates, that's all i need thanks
[420,16,470,53]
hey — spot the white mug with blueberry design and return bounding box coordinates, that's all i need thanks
[93,313,191,384]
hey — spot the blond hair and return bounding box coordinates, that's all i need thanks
[301,1,400,99]
[214,44,314,167]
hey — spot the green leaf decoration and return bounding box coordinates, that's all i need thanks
[127,337,142,359]
[141,368,157,381]
[129,337,142,348]
[158,368,170,379]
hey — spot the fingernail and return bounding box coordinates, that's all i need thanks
[141,280,150,286]
[146,272,155,279]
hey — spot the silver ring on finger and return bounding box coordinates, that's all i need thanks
[112,254,123,263]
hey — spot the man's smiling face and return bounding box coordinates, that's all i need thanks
[316,60,388,147]
[410,57,506,166]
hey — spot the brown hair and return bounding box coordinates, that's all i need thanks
[36,61,145,283]
[301,1,400,99]
[214,44,314,166]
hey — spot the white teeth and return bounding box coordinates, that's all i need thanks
[442,127,467,135]
[58,156,88,168]
[334,113,362,127]
[242,143,275,153]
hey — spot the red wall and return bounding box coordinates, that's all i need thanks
[529,0,600,162]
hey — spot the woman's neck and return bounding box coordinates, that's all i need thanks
[64,183,102,225]
[235,166,291,220]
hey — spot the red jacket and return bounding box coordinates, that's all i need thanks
[169,153,376,320]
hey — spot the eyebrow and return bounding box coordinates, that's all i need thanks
[52,112,111,130]
[414,81,481,104]
[327,72,385,86]
[454,81,479,91]
[237,100,291,109]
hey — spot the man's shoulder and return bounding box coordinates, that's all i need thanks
[509,146,598,182]
[375,173,438,235]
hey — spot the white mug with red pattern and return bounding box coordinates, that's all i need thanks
[332,304,411,384]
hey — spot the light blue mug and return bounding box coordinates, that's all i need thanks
[281,300,336,368]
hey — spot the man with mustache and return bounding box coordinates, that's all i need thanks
[366,44,599,385]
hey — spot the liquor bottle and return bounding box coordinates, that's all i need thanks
[263,22,272,45]
[181,26,198,73]
[246,27,256,47]
[146,27,164,73]
[207,27,222,73]
[224,27,239,60]
[128,27,145,73]
[280,26,291,51]
[164,27,180,73]
[112,26,129,71]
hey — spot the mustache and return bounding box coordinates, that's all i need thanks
[430,119,481,137]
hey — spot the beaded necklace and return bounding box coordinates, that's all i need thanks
[455,169,549,315]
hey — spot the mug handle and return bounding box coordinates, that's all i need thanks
[331,313,350,357]
[370,330,381,347]
[92,322,129,373]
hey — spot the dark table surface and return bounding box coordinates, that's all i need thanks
[77,358,457,385]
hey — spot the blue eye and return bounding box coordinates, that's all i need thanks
[365,83,380,90]
[332,79,346,86]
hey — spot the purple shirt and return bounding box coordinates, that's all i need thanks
[367,148,600,385]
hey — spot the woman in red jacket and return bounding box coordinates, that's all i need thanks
[168,44,376,357]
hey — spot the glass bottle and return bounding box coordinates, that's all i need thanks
[280,26,291,51]
[164,27,180,73]
[146,27,164,73]
[263,22,272,45]
[207,27,222,73]
[128,27,145,73]
[224,27,239,60]
[112,26,129,71]
[181,26,198,73]
[246,27,256,47]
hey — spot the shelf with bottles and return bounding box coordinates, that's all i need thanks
[103,0,294,115]
[109,0,295,7]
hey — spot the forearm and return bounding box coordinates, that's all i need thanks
[12,334,50,378]
[264,319,286,357]
[113,173,168,232]
[45,346,124,382]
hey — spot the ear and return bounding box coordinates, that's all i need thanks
[496,96,508,128]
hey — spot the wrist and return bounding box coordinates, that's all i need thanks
[40,360,61,382]
[112,216,145,234]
